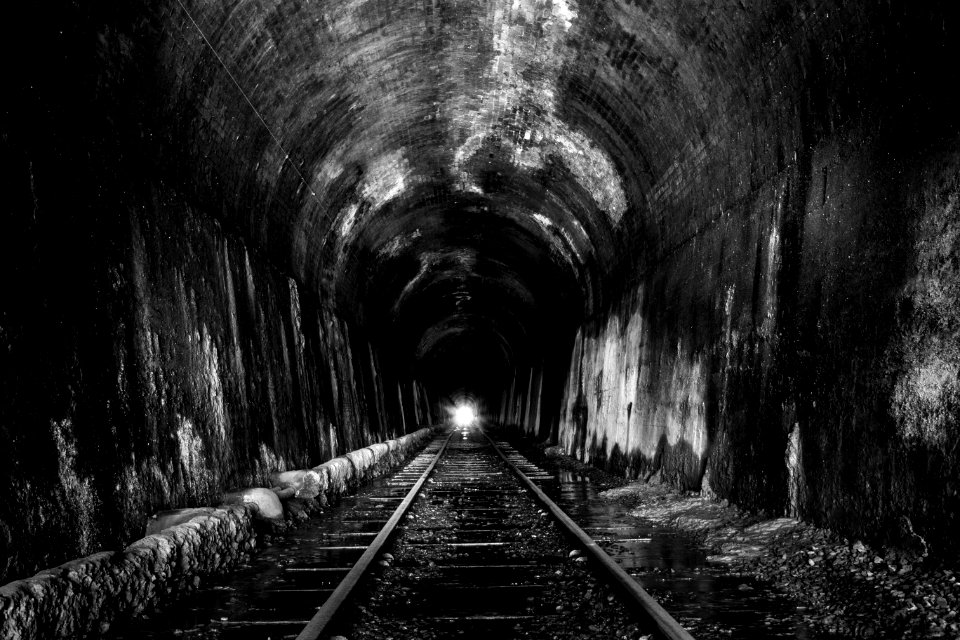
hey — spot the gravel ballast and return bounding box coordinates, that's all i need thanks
[525,436,960,639]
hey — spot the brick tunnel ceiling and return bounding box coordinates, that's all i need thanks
[159,0,803,394]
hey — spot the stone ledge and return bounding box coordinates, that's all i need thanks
[0,426,438,640]
[0,505,255,640]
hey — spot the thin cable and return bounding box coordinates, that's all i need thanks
[172,0,317,198]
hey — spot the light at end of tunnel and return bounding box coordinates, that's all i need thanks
[453,404,476,428]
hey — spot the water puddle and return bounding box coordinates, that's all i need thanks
[542,469,827,639]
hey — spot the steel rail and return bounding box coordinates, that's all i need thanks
[295,430,456,640]
[482,431,697,640]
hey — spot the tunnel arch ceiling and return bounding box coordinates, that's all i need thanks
[154,0,900,397]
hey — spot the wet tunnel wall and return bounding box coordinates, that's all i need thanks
[0,4,433,584]
[500,3,960,559]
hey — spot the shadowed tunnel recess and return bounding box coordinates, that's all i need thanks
[342,187,592,402]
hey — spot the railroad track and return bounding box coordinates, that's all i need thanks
[300,426,694,640]
[107,426,693,640]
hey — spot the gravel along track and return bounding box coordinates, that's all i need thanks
[332,426,661,640]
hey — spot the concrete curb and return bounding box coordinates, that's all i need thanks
[0,426,438,640]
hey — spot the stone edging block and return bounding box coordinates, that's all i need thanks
[0,426,438,640]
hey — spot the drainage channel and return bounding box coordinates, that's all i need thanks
[104,435,450,640]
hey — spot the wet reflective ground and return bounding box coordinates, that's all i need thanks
[539,467,829,639]
[342,428,653,639]
[105,439,447,639]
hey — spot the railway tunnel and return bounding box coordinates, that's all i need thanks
[2,0,960,637]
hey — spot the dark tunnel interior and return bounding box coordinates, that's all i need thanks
[3,0,960,603]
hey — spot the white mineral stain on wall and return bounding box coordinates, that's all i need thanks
[176,415,213,498]
[130,219,164,414]
[200,327,227,441]
[553,128,627,223]
[222,245,245,378]
[722,284,739,362]
[448,0,627,224]
[758,191,784,349]
[619,305,643,471]
[244,247,257,302]
[301,0,627,263]
[329,423,339,457]
[559,330,584,456]
[393,252,440,312]
[324,0,377,40]
[337,202,360,239]
[317,152,345,186]
[289,277,303,343]
[785,422,804,517]
[289,278,308,392]
[51,418,99,555]
[360,149,411,209]
[379,228,422,259]
[257,442,285,477]
[559,281,710,478]
[894,355,959,446]
[308,136,353,213]
[890,169,960,449]
[532,213,582,265]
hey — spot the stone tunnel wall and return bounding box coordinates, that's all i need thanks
[552,139,960,560]
[537,5,960,558]
[1,0,434,585]
[0,185,432,584]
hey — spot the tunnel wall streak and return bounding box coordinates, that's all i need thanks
[0,183,430,584]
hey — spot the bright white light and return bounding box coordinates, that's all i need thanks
[453,405,476,427]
